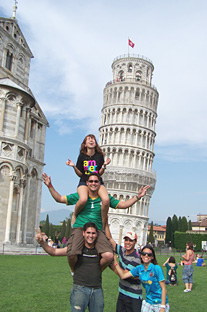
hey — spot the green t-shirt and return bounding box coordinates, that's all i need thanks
[65,193,120,230]
[165,263,178,280]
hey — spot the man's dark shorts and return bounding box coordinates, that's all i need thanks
[66,228,113,256]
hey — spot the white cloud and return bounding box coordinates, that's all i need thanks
[1,0,207,161]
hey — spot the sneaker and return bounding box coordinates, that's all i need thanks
[184,289,189,292]
[71,271,74,277]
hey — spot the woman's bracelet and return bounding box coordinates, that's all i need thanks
[48,184,53,188]
[114,263,118,267]
[135,195,140,201]
[160,305,166,309]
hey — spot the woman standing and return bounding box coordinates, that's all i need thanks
[182,241,195,292]
[114,245,169,312]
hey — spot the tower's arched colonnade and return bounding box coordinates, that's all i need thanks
[99,55,159,246]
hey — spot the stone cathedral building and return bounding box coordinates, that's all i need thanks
[0,7,48,244]
[99,54,158,246]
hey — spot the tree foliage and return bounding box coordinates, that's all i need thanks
[45,214,50,236]
[188,220,192,230]
[60,220,66,239]
[181,216,188,232]
[166,214,192,247]
[65,219,72,240]
[165,217,172,244]
[148,221,154,243]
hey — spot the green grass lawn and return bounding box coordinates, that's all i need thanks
[0,254,206,311]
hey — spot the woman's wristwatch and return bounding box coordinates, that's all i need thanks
[160,305,166,309]
[102,165,106,169]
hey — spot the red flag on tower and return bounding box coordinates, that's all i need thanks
[128,39,135,48]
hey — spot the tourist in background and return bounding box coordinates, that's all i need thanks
[163,256,178,286]
[182,241,195,292]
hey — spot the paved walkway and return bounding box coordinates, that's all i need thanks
[0,243,47,255]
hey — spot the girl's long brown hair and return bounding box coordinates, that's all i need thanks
[80,134,104,156]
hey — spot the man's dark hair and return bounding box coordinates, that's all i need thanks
[83,222,98,232]
[86,172,101,181]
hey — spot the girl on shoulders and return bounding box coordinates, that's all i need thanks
[66,134,111,229]
[114,244,169,312]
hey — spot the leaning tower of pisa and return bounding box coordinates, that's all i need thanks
[99,54,159,246]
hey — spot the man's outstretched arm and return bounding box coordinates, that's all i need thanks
[42,173,66,203]
[117,185,150,209]
[35,228,67,256]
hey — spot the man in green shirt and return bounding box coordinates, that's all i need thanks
[42,172,150,273]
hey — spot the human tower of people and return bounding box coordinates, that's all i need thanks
[35,134,197,312]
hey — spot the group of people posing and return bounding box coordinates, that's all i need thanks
[36,134,170,312]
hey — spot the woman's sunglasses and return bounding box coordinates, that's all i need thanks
[141,251,153,257]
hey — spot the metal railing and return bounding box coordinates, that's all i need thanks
[113,54,153,65]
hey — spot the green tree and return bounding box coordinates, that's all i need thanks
[181,216,188,232]
[45,214,50,236]
[60,220,66,240]
[188,219,192,230]
[165,217,172,244]
[148,221,154,243]
[178,216,182,232]
[172,215,178,247]
[49,223,54,240]
[65,218,72,240]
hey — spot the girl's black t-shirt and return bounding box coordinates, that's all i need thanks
[76,152,104,183]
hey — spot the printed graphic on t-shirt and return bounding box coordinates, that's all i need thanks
[83,160,98,175]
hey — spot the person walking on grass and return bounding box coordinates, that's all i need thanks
[114,245,169,312]
[35,222,104,312]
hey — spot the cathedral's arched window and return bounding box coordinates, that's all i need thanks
[5,50,13,71]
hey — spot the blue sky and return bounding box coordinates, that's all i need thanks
[1,0,207,223]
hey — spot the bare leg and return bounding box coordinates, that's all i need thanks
[67,255,78,275]
[189,283,193,290]
[72,185,88,225]
[100,251,113,271]
[98,185,109,230]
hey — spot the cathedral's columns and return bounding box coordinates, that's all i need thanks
[0,97,6,134]
[118,224,123,245]
[15,102,23,137]
[23,173,31,243]
[16,175,26,244]
[24,107,31,143]
[4,171,16,243]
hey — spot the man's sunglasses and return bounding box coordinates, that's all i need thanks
[88,180,99,183]
[141,252,153,257]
